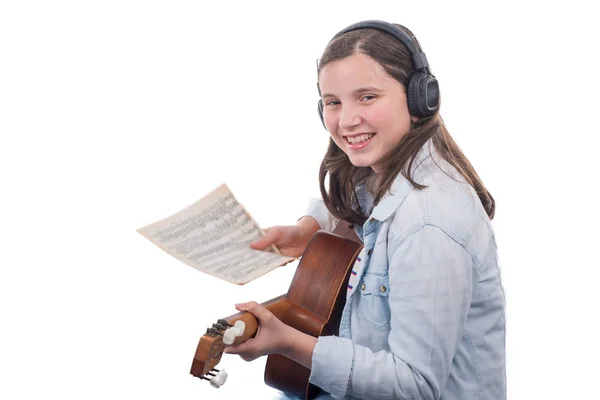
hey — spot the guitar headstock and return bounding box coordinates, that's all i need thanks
[190,319,246,388]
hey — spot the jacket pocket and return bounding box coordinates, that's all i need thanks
[356,273,391,330]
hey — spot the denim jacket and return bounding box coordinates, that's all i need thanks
[294,141,506,400]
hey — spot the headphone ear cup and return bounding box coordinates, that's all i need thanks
[317,99,326,129]
[407,73,422,117]
[407,72,439,118]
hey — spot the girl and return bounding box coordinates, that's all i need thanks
[225,20,506,400]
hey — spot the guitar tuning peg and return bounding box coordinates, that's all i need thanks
[200,368,227,388]
[209,369,228,388]
[223,328,236,345]
[206,327,222,337]
[233,321,245,336]
[223,321,246,345]
[212,322,226,331]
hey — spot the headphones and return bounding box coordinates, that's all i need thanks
[317,20,440,128]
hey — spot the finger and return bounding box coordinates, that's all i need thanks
[224,338,254,355]
[223,337,261,362]
[235,301,274,324]
[250,228,276,248]
[250,227,280,250]
[224,346,258,362]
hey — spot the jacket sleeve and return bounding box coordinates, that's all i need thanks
[309,225,478,399]
[302,197,338,232]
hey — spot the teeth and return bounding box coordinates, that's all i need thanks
[346,133,374,144]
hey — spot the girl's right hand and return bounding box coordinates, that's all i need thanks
[250,217,320,258]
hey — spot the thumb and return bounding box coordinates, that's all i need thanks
[250,227,279,250]
[223,336,255,354]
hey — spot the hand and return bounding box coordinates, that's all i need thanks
[250,217,320,258]
[223,301,292,361]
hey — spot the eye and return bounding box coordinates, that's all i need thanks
[360,94,376,102]
[325,99,341,107]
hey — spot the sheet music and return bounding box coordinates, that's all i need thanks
[137,184,296,284]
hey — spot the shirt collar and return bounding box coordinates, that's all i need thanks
[369,139,436,222]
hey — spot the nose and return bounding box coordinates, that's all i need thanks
[338,103,361,130]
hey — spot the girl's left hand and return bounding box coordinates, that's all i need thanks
[224,301,293,362]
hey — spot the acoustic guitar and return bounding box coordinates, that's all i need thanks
[190,226,362,399]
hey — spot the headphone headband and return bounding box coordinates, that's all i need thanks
[330,20,432,74]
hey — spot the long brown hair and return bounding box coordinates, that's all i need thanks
[318,24,495,225]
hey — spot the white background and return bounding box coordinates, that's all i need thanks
[1,1,599,399]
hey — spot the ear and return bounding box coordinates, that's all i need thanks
[411,115,420,123]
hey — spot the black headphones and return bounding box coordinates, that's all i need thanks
[317,20,440,128]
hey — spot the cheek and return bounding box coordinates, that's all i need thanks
[330,133,345,148]
[324,111,338,132]
[363,108,386,128]
[367,108,411,136]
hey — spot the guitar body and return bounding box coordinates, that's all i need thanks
[191,227,362,400]
[264,230,362,399]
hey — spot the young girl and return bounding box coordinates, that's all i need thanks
[225,20,506,399]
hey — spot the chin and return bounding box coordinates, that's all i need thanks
[347,157,373,169]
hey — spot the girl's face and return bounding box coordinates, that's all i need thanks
[319,53,415,173]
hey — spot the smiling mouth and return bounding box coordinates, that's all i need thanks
[345,133,376,144]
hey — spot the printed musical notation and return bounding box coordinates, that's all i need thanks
[137,184,296,284]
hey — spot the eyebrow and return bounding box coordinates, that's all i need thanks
[321,86,383,98]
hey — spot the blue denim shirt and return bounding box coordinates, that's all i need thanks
[291,141,506,400]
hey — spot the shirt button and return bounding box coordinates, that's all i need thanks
[370,218,375,222]
[361,283,366,291]
[379,285,387,293]
[367,249,373,256]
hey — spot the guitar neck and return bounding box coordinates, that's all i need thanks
[222,295,291,345]
[222,295,330,347]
